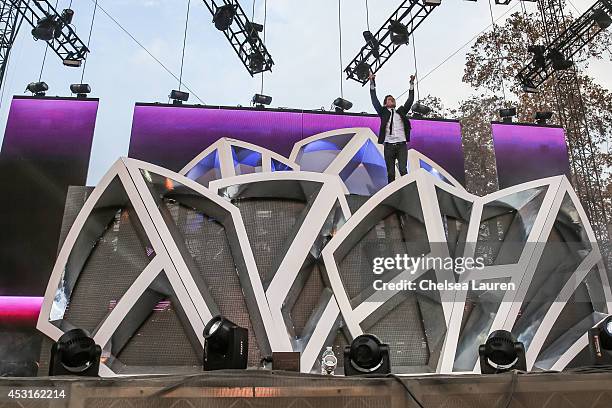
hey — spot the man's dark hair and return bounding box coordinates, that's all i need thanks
[384,95,394,105]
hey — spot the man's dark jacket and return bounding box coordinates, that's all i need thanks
[370,84,415,144]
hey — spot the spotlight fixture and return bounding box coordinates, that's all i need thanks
[411,102,431,117]
[49,328,101,376]
[61,8,74,25]
[62,58,82,67]
[548,49,573,71]
[321,346,337,375]
[344,334,390,376]
[248,52,265,72]
[245,21,263,41]
[252,93,272,107]
[593,8,612,30]
[535,111,553,124]
[388,20,409,45]
[479,330,526,374]
[363,31,380,58]
[32,15,58,41]
[25,81,48,96]
[499,107,517,123]
[213,4,237,31]
[354,62,371,82]
[520,78,538,93]
[70,83,91,98]
[527,45,546,69]
[169,89,190,104]
[333,97,353,113]
[203,315,248,371]
[588,315,612,364]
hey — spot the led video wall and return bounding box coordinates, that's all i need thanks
[128,104,466,184]
[492,122,570,189]
[0,96,98,297]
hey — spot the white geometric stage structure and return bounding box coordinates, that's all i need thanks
[38,129,612,376]
[180,137,299,187]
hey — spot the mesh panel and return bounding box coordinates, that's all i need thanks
[363,295,430,367]
[233,198,306,288]
[62,207,152,334]
[289,263,325,338]
[115,296,200,367]
[166,201,263,367]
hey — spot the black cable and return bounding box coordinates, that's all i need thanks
[410,10,420,102]
[487,0,507,101]
[87,0,205,104]
[365,0,370,32]
[80,0,98,84]
[178,0,191,91]
[37,0,59,82]
[386,374,426,408]
[396,0,520,99]
[500,370,518,408]
[260,0,267,94]
[338,0,343,99]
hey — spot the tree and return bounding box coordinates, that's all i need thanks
[459,8,612,213]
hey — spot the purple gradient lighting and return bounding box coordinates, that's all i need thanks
[0,296,43,326]
[492,123,570,189]
[129,104,465,184]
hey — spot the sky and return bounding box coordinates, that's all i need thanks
[0,0,609,185]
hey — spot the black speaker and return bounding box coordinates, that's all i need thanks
[203,316,248,370]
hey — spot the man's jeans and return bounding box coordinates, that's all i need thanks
[384,141,407,183]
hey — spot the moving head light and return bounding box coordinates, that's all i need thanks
[203,315,248,370]
[344,334,391,376]
[479,330,526,374]
[49,328,101,376]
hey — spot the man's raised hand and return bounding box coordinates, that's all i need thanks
[410,74,416,84]
[368,71,376,82]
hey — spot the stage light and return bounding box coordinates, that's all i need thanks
[479,330,526,374]
[49,328,101,376]
[363,31,380,58]
[32,15,58,41]
[248,52,265,72]
[203,315,248,370]
[521,78,539,93]
[588,316,612,365]
[252,93,272,106]
[70,83,91,98]
[169,89,190,104]
[548,49,573,71]
[213,4,237,31]
[412,102,431,117]
[388,20,409,45]
[61,9,74,25]
[333,97,353,113]
[499,107,517,123]
[527,45,546,69]
[593,9,612,29]
[63,58,82,67]
[535,111,553,124]
[25,81,48,96]
[355,62,371,82]
[245,21,263,41]
[344,334,390,376]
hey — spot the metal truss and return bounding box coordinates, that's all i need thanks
[0,1,23,89]
[517,0,612,89]
[200,0,273,76]
[8,0,89,65]
[532,0,611,261]
[344,0,440,85]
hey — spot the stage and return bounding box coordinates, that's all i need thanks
[2,370,612,408]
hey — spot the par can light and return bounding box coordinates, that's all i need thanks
[203,315,248,371]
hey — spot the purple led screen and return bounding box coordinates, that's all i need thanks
[0,96,98,296]
[128,104,465,184]
[492,123,570,189]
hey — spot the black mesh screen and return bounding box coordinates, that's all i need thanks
[62,207,153,334]
[289,263,325,338]
[232,198,306,289]
[165,200,263,367]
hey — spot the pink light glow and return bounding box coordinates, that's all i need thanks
[0,296,43,326]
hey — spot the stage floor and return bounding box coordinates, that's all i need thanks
[1,370,612,408]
